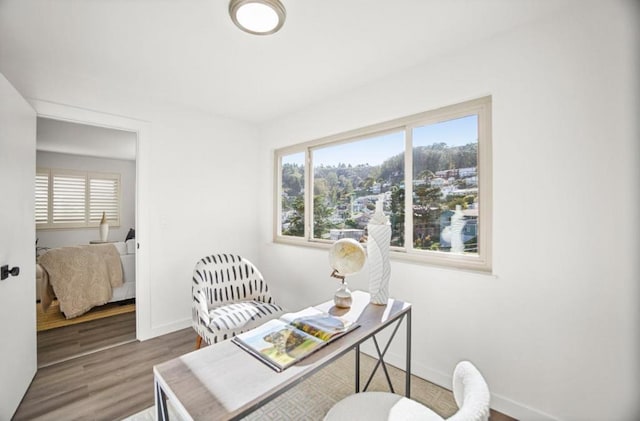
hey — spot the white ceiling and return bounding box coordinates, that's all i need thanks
[37,117,137,161]
[0,0,578,124]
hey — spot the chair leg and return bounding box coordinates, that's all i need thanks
[195,335,203,350]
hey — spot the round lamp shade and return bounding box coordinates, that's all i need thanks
[329,238,366,277]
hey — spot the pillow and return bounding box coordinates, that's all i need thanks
[112,241,127,255]
[125,228,135,241]
[125,239,136,254]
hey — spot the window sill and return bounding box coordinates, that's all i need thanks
[273,236,493,275]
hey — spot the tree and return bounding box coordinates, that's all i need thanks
[281,163,304,196]
[314,178,329,196]
[417,169,434,181]
[444,197,468,211]
[413,185,443,249]
[379,153,404,183]
[313,196,334,239]
[414,185,442,209]
[283,195,304,237]
[390,186,405,246]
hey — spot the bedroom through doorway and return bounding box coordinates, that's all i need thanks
[34,117,138,367]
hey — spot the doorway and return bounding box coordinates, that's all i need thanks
[35,117,138,366]
[31,99,152,343]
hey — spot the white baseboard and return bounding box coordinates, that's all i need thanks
[137,317,191,341]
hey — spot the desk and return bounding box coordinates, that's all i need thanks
[154,291,411,421]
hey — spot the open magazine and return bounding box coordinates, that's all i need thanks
[231,307,359,372]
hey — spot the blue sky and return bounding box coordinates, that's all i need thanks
[283,114,478,167]
[314,131,404,167]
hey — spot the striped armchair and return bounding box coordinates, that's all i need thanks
[192,253,284,348]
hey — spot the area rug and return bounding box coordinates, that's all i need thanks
[122,352,458,420]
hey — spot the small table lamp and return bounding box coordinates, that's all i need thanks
[328,238,366,308]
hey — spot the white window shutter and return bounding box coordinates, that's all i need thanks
[35,170,49,225]
[89,175,120,226]
[37,168,121,229]
[52,172,86,225]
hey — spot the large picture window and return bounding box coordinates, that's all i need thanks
[312,131,405,243]
[275,97,492,271]
[36,168,121,229]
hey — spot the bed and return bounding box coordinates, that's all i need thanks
[109,240,136,302]
[36,240,136,318]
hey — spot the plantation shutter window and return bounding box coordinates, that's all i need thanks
[35,168,121,229]
[89,175,120,226]
[52,171,86,225]
[35,169,50,225]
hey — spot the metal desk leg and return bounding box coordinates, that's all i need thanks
[406,308,411,398]
[362,315,405,393]
[355,344,360,393]
[155,380,169,421]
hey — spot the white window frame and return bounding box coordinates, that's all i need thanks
[274,96,492,272]
[36,167,121,229]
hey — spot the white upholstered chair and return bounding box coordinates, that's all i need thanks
[324,361,490,421]
[192,253,284,348]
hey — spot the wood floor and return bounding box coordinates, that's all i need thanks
[37,311,137,368]
[16,317,517,421]
[14,326,195,420]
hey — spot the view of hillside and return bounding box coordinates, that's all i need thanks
[281,142,480,253]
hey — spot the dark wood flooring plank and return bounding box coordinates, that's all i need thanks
[14,327,195,420]
[37,311,136,367]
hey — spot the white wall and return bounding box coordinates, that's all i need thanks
[35,151,136,248]
[10,82,260,340]
[257,2,639,420]
[141,107,260,333]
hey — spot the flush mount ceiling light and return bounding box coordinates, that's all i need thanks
[229,0,286,35]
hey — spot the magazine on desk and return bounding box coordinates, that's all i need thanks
[232,307,359,372]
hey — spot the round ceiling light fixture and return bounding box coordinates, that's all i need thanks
[229,0,286,35]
